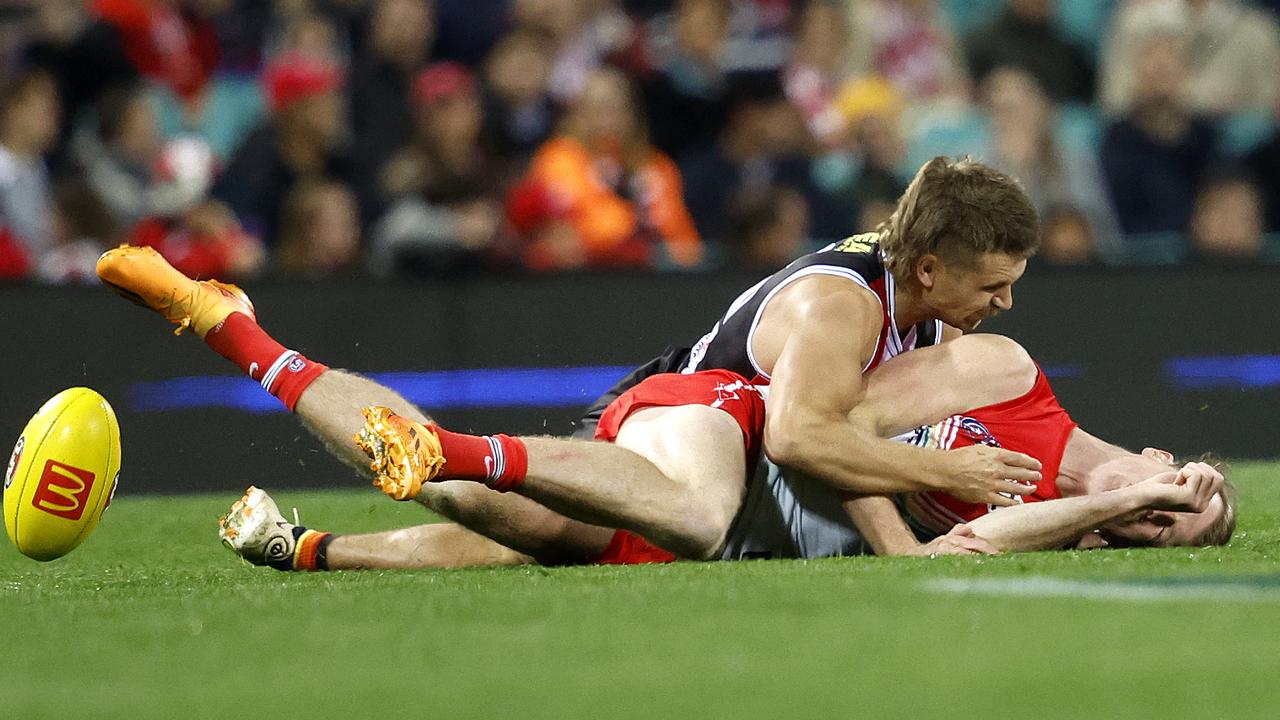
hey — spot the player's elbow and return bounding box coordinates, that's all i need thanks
[762,411,822,468]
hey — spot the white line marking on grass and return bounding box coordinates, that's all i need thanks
[923,576,1280,603]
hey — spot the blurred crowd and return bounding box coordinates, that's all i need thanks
[1,0,1279,283]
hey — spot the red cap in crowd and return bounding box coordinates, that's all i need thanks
[411,62,475,107]
[263,54,344,113]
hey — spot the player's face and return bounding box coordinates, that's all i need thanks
[1100,495,1223,548]
[917,252,1027,331]
[1092,449,1224,548]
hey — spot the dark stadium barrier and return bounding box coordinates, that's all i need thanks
[3,265,1278,495]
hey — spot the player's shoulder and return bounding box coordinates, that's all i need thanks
[774,232,885,302]
[795,232,887,278]
[771,272,883,331]
[825,232,881,256]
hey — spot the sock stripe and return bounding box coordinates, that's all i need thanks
[261,350,299,391]
[487,434,528,493]
[261,350,298,390]
[260,351,287,389]
[484,435,504,482]
[292,529,331,571]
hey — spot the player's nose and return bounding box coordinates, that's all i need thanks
[992,288,1013,311]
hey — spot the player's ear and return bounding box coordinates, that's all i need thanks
[1141,447,1175,464]
[916,254,939,289]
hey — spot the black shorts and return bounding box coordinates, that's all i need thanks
[570,345,692,439]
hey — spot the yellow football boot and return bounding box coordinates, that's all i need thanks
[95,244,255,338]
[354,406,446,501]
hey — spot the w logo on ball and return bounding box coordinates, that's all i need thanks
[31,459,96,521]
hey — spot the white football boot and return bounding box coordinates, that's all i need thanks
[218,486,297,568]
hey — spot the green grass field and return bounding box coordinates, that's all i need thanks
[4,464,1280,720]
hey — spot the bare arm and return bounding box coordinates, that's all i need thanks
[966,487,1152,552]
[760,280,1041,500]
[761,284,949,494]
[966,466,1223,552]
[841,494,998,556]
[843,495,922,555]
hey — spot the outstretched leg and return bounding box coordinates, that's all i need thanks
[218,486,533,569]
[325,523,532,569]
[97,246,614,565]
[99,246,750,564]
[295,370,616,564]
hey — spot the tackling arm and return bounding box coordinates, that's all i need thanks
[761,285,950,494]
[760,281,1040,501]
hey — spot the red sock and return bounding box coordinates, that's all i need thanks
[431,425,528,492]
[203,312,328,412]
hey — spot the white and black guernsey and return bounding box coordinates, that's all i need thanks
[574,233,944,437]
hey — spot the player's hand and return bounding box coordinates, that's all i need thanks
[1140,463,1224,513]
[903,523,1000,557]
[940,445,1042,507]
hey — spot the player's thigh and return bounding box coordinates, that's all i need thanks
[856,334,1037,433]
[613,404,748,513]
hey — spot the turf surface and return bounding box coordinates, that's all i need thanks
[4,464,1280,719]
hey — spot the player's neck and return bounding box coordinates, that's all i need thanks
[892,282,929,334]
[1056,428,1129,497]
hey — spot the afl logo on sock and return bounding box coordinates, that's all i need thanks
[4,436,23,490]
[288,357,306,373]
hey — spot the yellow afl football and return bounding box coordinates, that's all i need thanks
[4,388,121,561]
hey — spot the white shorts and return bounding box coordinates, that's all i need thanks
[718,430,925,561]
[719,460,869,560]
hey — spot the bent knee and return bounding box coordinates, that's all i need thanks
[615,405,746,559]
[674,472,745,560]
[672,504,737,560]
[951,334,1037,402]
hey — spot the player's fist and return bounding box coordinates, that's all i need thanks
[940,445,1042,507]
